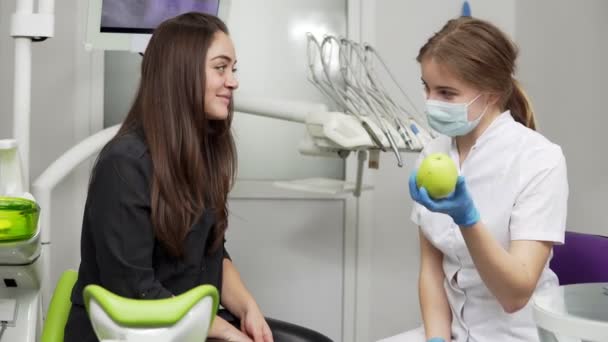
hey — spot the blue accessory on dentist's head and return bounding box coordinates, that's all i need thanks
[425,94,487,137]
[461,1,472,17]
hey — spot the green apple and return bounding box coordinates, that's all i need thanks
[416,153,458,199]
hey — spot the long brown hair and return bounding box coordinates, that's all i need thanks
[117,12,237,257]
[417,17,536,130]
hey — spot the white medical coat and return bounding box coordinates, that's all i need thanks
[411,111,569,342]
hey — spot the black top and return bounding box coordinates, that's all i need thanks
[64,130,229,341]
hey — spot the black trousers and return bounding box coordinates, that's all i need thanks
[207,309,333,342]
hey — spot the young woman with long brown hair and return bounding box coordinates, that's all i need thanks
[64,12,271,342]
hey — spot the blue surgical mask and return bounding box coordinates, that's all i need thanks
[425,94,488,137]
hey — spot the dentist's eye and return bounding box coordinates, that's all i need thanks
[440,90,455,100]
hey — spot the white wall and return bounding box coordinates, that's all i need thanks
[358,1,516,340]
[229,0,346,180]
[103,51,140,128]
[516,0,608,237]
[226,187,347,341]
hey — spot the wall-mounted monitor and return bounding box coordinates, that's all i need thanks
[86,0,231,52]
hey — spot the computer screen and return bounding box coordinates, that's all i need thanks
[86,0,230,52]
[100,0,220,34]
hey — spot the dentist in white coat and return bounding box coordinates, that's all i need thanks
[378,16,569,342]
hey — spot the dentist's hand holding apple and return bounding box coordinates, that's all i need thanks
[409,153,480,228]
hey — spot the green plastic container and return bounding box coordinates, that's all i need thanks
[0,197,39,242]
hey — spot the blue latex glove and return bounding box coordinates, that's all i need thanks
[427,338,446,342]
[409,170,480,227]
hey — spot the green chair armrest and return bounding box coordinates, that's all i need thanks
[83,284,219,328]
[41,269,78,342]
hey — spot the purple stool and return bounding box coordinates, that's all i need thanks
[549,231,608,285]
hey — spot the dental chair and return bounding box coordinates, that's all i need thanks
[42,269,219,342]
[531,231,608,342]
[209,310,334,342]
[42,269,332,342]
[550,231,608,285]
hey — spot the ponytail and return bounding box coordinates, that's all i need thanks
[508,78,536,130]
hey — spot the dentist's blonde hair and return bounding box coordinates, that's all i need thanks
[417,17,536,130]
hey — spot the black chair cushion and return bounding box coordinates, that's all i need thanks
[207,309,333,342]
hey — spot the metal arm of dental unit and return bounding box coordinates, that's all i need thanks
[10,0,55,192]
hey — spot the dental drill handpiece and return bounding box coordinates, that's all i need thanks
[383,129,403,167]
[361,120,387,152]
[394,117,414,150]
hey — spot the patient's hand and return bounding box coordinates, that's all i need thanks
[209,315,253,342]
[241,303,273,342]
